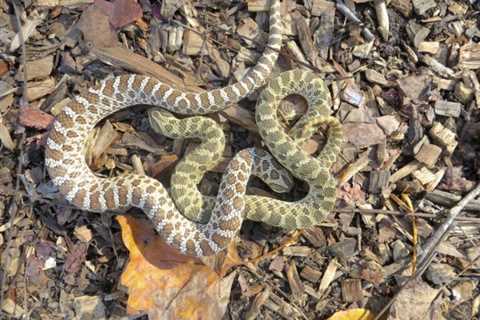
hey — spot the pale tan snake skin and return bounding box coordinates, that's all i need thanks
[45,0,283,257]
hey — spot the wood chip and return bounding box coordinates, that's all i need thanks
[390,0,412,17]
[245,288,271,320]
[368,170,390,194]
[74,225,93,242]
[343,123,386,148]
[312,0,335,58]
[24,55,54,81]
[293,11,324,70]
[182,29,205,56]
[300,265,322,283]
[414,143,442,168]
[90,120,119,162]
[282,246,312,257]
[287,261,305,300]
[318,258,339,296]
[459,42,480,70]
[429,122,457,154]
[412,0,436,15]
[425,167,446,192]
[247,0,269,12]
[389,160,422,183]
[237,17,266,47]
[376,115,400,135]
[26,77,56,101]
[365,69,392,87]
[417,41,440,54]
[18,106,55,129]
[341,279,363,302]
[434,100,461,118]
[149,154,178,178]
[397,74,431,101]
[412,167,436,185]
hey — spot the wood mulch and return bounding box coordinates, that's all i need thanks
[0,0,479,319]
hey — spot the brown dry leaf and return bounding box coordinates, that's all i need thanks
[388,280,440,320]
[327,308,376,320]
[117,215,240,319]
[95,0,143,29]
[77,3,118,48]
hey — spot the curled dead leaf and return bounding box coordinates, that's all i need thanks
[117,216,242,319]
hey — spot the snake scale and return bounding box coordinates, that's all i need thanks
[45,0,344,257]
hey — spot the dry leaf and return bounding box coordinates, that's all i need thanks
[117,216,241,319]
[327,308,376,320]
[95,0,143,29]
[388,280,440,320]
[77,3,118,48]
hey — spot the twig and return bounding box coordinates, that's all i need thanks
[373,182,480,320]
[334,207,480,223]
[416,183,480,271]
[11,0,28,106]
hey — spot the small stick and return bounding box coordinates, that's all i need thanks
[416,182,480,270]
[334,208,480,224]
[11,0,28,106]
[373,182,480,320]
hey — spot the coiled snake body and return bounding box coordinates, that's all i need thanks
[45,0,343,257]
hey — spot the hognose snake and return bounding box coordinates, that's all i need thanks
[45,0,343,257]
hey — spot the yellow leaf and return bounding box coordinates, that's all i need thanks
[117,215,241,320]
[327,308,376,320]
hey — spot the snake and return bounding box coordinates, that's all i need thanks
[149,69,343,230]
[44,0,343,256]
